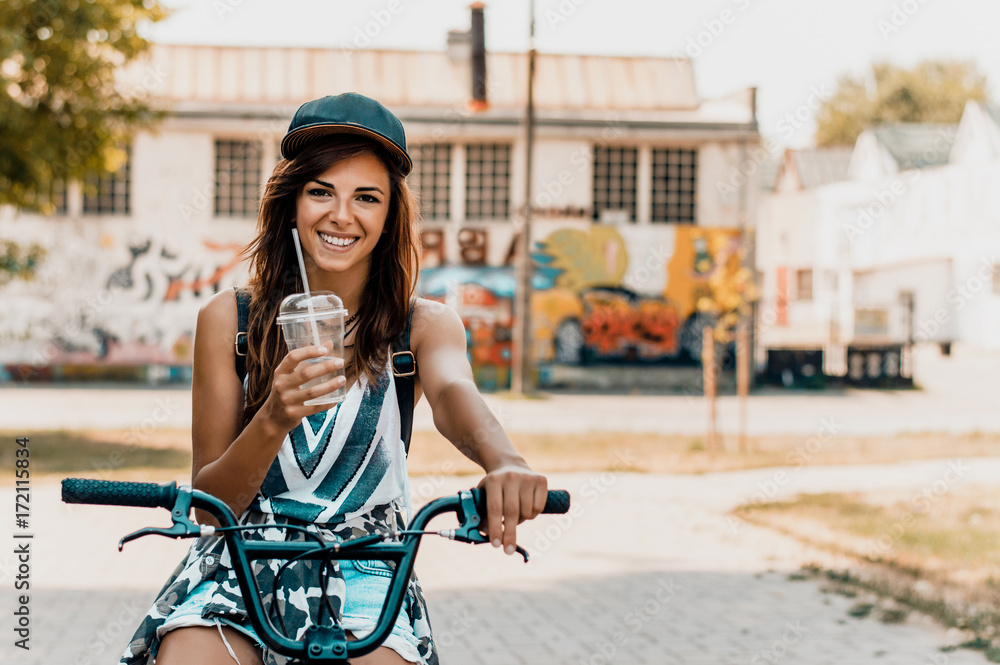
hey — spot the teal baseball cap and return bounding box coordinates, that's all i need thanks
[281,92,412,176]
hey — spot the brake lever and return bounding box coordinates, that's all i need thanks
[438,490,530,563]
[118,486,202,551]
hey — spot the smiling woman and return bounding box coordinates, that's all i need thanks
[115,92,550,665]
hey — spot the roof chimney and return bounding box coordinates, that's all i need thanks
[470,3,487,111]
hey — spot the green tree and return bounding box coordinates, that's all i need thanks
[815,60,988,146]
[0,0,168,210]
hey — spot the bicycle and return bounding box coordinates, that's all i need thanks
[61,477,570,664]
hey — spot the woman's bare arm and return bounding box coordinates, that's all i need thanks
[410,299,547,554]
[190,290,343,524]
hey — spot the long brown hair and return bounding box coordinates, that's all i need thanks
[240,136,419,427]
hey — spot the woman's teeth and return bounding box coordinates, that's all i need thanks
[319,232,358,248]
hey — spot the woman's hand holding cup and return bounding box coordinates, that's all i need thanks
[262,346,346,433]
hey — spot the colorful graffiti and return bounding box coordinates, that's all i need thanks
[3,216,745,387]
[416,224,745,382]
[0,232,245,370]
[420,265,520,390]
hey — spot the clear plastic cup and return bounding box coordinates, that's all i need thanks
[276,291,347,406]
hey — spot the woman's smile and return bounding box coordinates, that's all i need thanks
[317,230,360,250]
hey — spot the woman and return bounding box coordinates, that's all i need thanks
[121,93,548,665]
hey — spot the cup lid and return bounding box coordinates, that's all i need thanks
[276,291,346,323]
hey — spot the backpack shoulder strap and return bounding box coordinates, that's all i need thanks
[391,304,417,454]
[234,287,251,384]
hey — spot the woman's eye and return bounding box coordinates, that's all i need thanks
[308,188,331,197]
[358,194,380,204]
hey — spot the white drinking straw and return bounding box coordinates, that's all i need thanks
[290,228,323,348]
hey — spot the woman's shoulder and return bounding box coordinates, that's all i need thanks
[410,298,465,346]
[196,287,239,336]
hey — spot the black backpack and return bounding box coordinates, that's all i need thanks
[233,287,416,453]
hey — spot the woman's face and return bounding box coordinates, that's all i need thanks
[294,151,392,279]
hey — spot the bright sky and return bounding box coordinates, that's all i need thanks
[150,0,1000,148]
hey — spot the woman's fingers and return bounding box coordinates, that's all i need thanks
[266,347,346,428]
[479,469,549,555]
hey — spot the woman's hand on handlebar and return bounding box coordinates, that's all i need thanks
[477,466,548,556]
[261,346,345,432]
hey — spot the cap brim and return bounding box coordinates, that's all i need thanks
[281,124,412,175]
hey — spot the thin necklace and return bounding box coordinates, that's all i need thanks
[344,314,360,348]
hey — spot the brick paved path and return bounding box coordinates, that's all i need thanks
[3,460,996,664]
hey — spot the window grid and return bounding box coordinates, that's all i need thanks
[82,149,131,215]
[32,180,67,215]
[464,143,511,221]
[411,143,452,220]
[592,146,637,222]
[215,140,262,218]
[651,148,697,224]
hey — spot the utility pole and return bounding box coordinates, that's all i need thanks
[511,0,536,395]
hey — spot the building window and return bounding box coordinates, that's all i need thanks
[796,269,813,301]
[651,148,697,223]
[215,140,262,217]
[464,143,510,220]
[592,146,637,222]
[411,143,452,220]
[22,180,67,216]
[83,148,131,215]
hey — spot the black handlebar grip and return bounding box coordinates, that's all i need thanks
[542,490,570,514]
[471,488,571,516]
[61,478,178,509]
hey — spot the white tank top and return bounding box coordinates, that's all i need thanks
[250,366,410,525]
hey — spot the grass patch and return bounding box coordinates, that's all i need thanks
[1,430,190,478]
[734,487,1000,654]
[733,490,1000,577]
[8,428,1000,480]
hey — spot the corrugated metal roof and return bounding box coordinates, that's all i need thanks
[872,124,958,170]
[792,147,853,188]
[129,44,753,125]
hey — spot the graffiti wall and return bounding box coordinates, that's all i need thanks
[1,217,743,387]
[417,222,744,387]
[0,223,246,377]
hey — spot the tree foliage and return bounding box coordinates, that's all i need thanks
[815,60,988,146]
[0,0,167,210]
